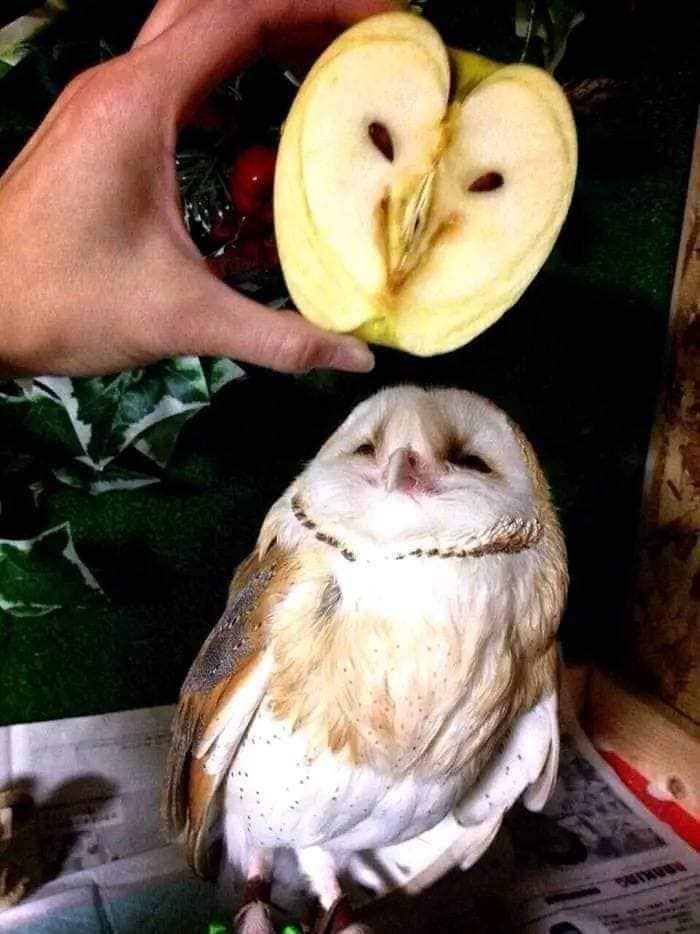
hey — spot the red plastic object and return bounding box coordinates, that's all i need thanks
[599,749,700,850]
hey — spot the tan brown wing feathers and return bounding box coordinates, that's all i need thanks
[183,558,275,696]
[174,653,267,876]
[163,551,282,861]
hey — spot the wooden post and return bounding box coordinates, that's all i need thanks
[586,119,699,818]
[626,119,699,722]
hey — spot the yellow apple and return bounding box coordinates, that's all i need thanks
[274,12,577,356]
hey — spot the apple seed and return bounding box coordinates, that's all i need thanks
[368,122,394,161]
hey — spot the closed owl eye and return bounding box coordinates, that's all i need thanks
[446,447,492,474]
[354,442,376,457]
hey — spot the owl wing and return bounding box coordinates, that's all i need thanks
[453,678,560,840]
[348,666,560,897]
[164,546,293,877]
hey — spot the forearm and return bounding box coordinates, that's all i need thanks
[0,226,39,377]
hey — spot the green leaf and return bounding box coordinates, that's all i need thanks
[202,357,245,395]
[131,411,198,469]
[0,2,68,76]
[515,0,584,71]
[128,357,244,468]
[0,522,102,618]
[23,356,244,471]
[1,358,243,495]
[53,463,160,495]
[542,0,585,71]
[2,382,83,459]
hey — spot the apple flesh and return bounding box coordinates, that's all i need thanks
[273,12,577,356]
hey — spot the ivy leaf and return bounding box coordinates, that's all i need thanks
[130,357,245,467]
[2,381,83,460]
[202,357,245,394]
[10,356,244,476]
[0,522,102,618]
[52,463,160,495]
[0,2,69,79]
[515,0,584,71]
[542,0,585,71]
[130,411,200,469]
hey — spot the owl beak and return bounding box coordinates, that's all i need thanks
[383,447,432,494]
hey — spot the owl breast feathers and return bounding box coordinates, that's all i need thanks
[165,386,568,913]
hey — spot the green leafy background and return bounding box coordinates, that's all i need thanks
[0,0,698,725]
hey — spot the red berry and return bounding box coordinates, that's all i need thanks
[207,239,263,280]
[237,238,265,265]
[212,209,272,245]
[263,233,279,268]
[237,212,271,239]
[257,202,274,226]
[211,209,238,243]
[229,145,277,216]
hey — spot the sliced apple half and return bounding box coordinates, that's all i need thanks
[274,12,577,356]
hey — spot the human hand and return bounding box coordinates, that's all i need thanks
[0,0,397,377]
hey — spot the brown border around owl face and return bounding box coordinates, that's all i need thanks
[290,493,543,563]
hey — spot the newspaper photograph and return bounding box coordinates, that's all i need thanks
[0,703,697,932]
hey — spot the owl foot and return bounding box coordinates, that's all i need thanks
[0,860,28,911]
[314,895,372,934]
[233,899,274,934]
[233,876,274,934]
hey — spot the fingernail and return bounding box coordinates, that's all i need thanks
[330,339,375,373]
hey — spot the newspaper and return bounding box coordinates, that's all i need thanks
[0,705,173,875]
[436,718,699,933]
[0,704,697,932]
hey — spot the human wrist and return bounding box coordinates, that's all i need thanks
[0,231,50,377]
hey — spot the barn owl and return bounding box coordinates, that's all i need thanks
[166,386,568,933]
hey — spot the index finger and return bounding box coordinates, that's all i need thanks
[133,0,401,123]
[133,0,202,48]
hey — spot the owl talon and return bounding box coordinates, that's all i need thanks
[233,899,274,934]
[0,860,28,911]
[314,895,371,934]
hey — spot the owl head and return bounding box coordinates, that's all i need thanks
[266,386,560,563]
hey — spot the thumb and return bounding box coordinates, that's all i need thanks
[161,271,375,374]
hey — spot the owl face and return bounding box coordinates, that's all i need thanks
[292,386,547,556]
